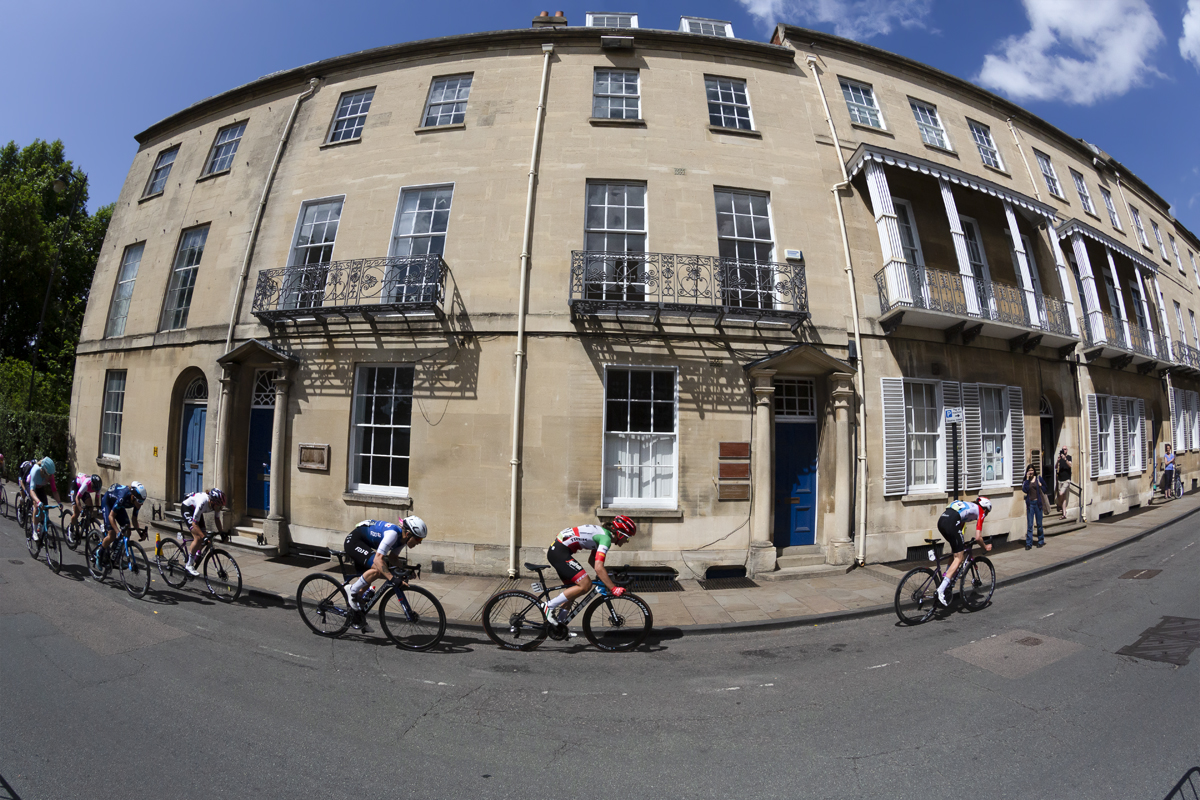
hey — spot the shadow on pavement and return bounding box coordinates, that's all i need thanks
[0,772,23,800]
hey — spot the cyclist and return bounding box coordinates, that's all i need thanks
[27,457,59,541]
[342,516,428,610]
[542,516,636,625]
[16,458,35,504]
[179,488,228,576]
[1162,443,1176,499]
[70,473,103,521]
[935,497,993,606]
[95,482,147,566]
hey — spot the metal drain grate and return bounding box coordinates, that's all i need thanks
[1116,616,1200,666]
[622,576,684,593]
[698,577,759,591]
[1119,569,1161,579]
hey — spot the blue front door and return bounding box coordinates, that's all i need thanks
[773,422,818,547]
[246,408,273,516]
[180,403,206,498]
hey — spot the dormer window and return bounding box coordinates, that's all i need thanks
[680,16,733,37]
[586,12,637,27]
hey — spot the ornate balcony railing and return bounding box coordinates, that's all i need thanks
[569,251,808,323]
[873,261,1073,337]
[251,255,447,322]
[1175,340,1200,370]
[1080,312,1170,362]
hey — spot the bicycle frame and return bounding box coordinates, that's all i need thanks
[528,568,612,626]
[329,551,423,619]
[925,536,987,586]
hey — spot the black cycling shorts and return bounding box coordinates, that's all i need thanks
[344,526,378,575]
[937,509,967,554]
[548,541,588,586]
[32,486,49,505]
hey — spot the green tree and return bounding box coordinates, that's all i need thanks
[0,139,112,412]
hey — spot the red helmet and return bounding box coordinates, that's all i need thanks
[608,515,637,542]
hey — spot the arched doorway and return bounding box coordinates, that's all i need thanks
[180,377,208,498]
[1039,395,1056,481]
[773,377,818,547]
[246,369,278,517]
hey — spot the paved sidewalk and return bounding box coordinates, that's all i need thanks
[6,480,1196,632]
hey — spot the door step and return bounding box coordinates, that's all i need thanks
[757,564,848,582]
[777,544,823,557]
[775,553,827,569]
[231,525,275,552]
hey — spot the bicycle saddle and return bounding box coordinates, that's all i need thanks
[524,562,550,571]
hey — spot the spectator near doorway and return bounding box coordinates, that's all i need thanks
[1055,447,1072,518]
[1023,464,1049,549]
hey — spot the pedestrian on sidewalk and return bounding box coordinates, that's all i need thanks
[1162,443,1177,499]
[1023,464,1048,549]
[1055,447,1072,518]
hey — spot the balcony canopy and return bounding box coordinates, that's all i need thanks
[1055,217,1158,273]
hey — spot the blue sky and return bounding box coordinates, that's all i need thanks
[4,0,1198,235]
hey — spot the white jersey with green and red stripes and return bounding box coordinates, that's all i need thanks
[555,525,614,560]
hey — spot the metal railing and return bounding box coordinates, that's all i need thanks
[1175,340,1200,370]
[569,251,809,321]
[1079,312,1172,361]
[251,255,447,321]
[874,261,1073,336]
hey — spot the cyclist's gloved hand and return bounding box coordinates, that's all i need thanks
[612,586,626,597]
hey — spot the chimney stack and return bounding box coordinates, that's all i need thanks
[532,9,567,28]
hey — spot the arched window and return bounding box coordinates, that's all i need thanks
[184,377,208,403]
[1039,395,1053,418]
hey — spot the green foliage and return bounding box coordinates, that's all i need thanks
[0,357,70,414]
[0,401,71,482]
[0,139,112,413]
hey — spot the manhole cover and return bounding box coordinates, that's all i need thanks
[9,559,24,565]
[1016,636,1043,646]
[1119,569,1162,579]
[1117,616,1200,666]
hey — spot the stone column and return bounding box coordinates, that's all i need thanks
[863,161,911,306]
[262,371,291,555]
[827,372,856,565]
[1070,233,1104,344]
[1003,200,1040,325]
[940,178,981,316]
[1104,248,1132,348]
[748,368,776,577]
[1046,230,1080,336]
[213,364,237,532]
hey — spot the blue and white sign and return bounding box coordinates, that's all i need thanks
[944,407,963,424]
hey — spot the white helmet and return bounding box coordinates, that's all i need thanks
[130,481,148,503]
[976,496,992,514]
[401,515,428,539]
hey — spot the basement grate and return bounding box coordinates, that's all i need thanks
[1116,616,1200,666]
[699,577,759,591]
[622,576,684,593]
[8,560,23,565]
[1119,569,1162,579]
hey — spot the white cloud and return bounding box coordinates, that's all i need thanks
[977,0,1164,105]
[1183,0,1200,69]
[736,0,933,40]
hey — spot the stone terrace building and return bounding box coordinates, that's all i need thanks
[71,12,1200,577]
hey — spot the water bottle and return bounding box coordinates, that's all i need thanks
[361,587,376,606]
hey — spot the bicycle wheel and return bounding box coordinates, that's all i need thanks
[84,530,110,581]
[481,590,548,651]
[60,511,77,551]
[895,567,941,625]
[16,497,28,530]
[43,520,64,574]
[296,574,352,637]
[379,585,447,651]
[582,593,653,651]
[0,486,9,519]
[117,541,151,599]
[203,549,242,602]
[156,539,190,589]
[26,515,41,559]
[959,557,995,611]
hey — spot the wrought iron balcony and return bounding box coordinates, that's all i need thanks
[1175,340,1200,372]
[1079,311,1170,365]
[873,261,1075,343]
[251,255,447,322]
[569,251,809,325]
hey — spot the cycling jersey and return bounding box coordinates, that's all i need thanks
[344,520,404,574]
[71,474,98,503]
[554,525,615,563]
[101,484,140,532]
[181,491,213,527]
[28,463,52,490]
[938,501,984,554]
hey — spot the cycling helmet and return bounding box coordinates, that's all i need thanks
[401,515,428,539]
[89,474,102,492]
[608,514,637,543]
[41,456,56,476]
[208,487,227,507]
[976,497,992,515]
[130,481,147,503]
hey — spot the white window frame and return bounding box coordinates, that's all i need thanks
[203,121,246,175]
[1131,206,1149,247]
[279,196,345,310]
[159,225,208,330]
[1190,309,1199,350]
[1151,220,1169,260]
[1126,398,1143,473]
[349,364,415,497]
[1128,279,1149,330]
[1033,150,1063,198]
[891,198,926,266]
[904,380,943,493]
[1191,250,1200,289]
[1169,234,1184,273]
[1100,187,1122,230]
[679,16,733,37]
[704,76,753,131]
[1175,301,1187,345]
[602,366,679,509]
[386,183,454,304]
[326,87,375,143]
[1096,395,1113,476]
[1070,169,1096,216]
[101,370,127,459]
[909,99,948,149]
[840,78,885,129]
[422,74,473,128]
[289,196,344,266]
[979,384,1009,488]
[105,242,144,338]
[143,146,178,197]
[968,120,1003,170]
[584,181,648,301]
[586,12,637,27]
[714,187,777,309]
[593,69,640,120]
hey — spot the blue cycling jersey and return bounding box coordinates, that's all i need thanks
[354,519,403,555]
[102,485,139,510]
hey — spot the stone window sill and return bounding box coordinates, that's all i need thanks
[850,121,893,138]
[708,125,762,139]
[97,456,120,469]
[415,122,466,134]
[1098,473,1117,484]
[899,491,947,503]
[982,163,1012,179]
[342,491,413,509]
[138,191,164,204]
[196,168,231,184]
[589,117,646,127]
[923,142,958,158]
[320,137,362,150]
[597,506,682,519]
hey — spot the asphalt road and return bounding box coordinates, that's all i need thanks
[1,512,1197,800]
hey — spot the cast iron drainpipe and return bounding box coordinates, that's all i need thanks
[805,54,871,565]
[508,43,555,578]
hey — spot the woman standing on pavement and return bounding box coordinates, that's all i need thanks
[1023,464,1049,550]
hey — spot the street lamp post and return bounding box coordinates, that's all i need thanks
[27,172,85,411]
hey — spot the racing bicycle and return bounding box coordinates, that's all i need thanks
[155,519,243,603]
[26,502,64,574]
[481,561,653,652]
[894,535,995,625]
[295,550,446,651]
[86,523,152,599]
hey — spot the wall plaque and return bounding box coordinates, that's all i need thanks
[298,443,330,472]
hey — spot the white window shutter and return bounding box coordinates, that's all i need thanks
[1113,397,1128,475]
[1136,398,1146,472]
[942,381,962,494]
[1088,394,1099,480]
[881,377,906,495]
[1170,388,1180,452]
[963,383,982,493]
[1143,403,1152,473]
[1189,391,1199,452]
[1008,385,1024,487]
